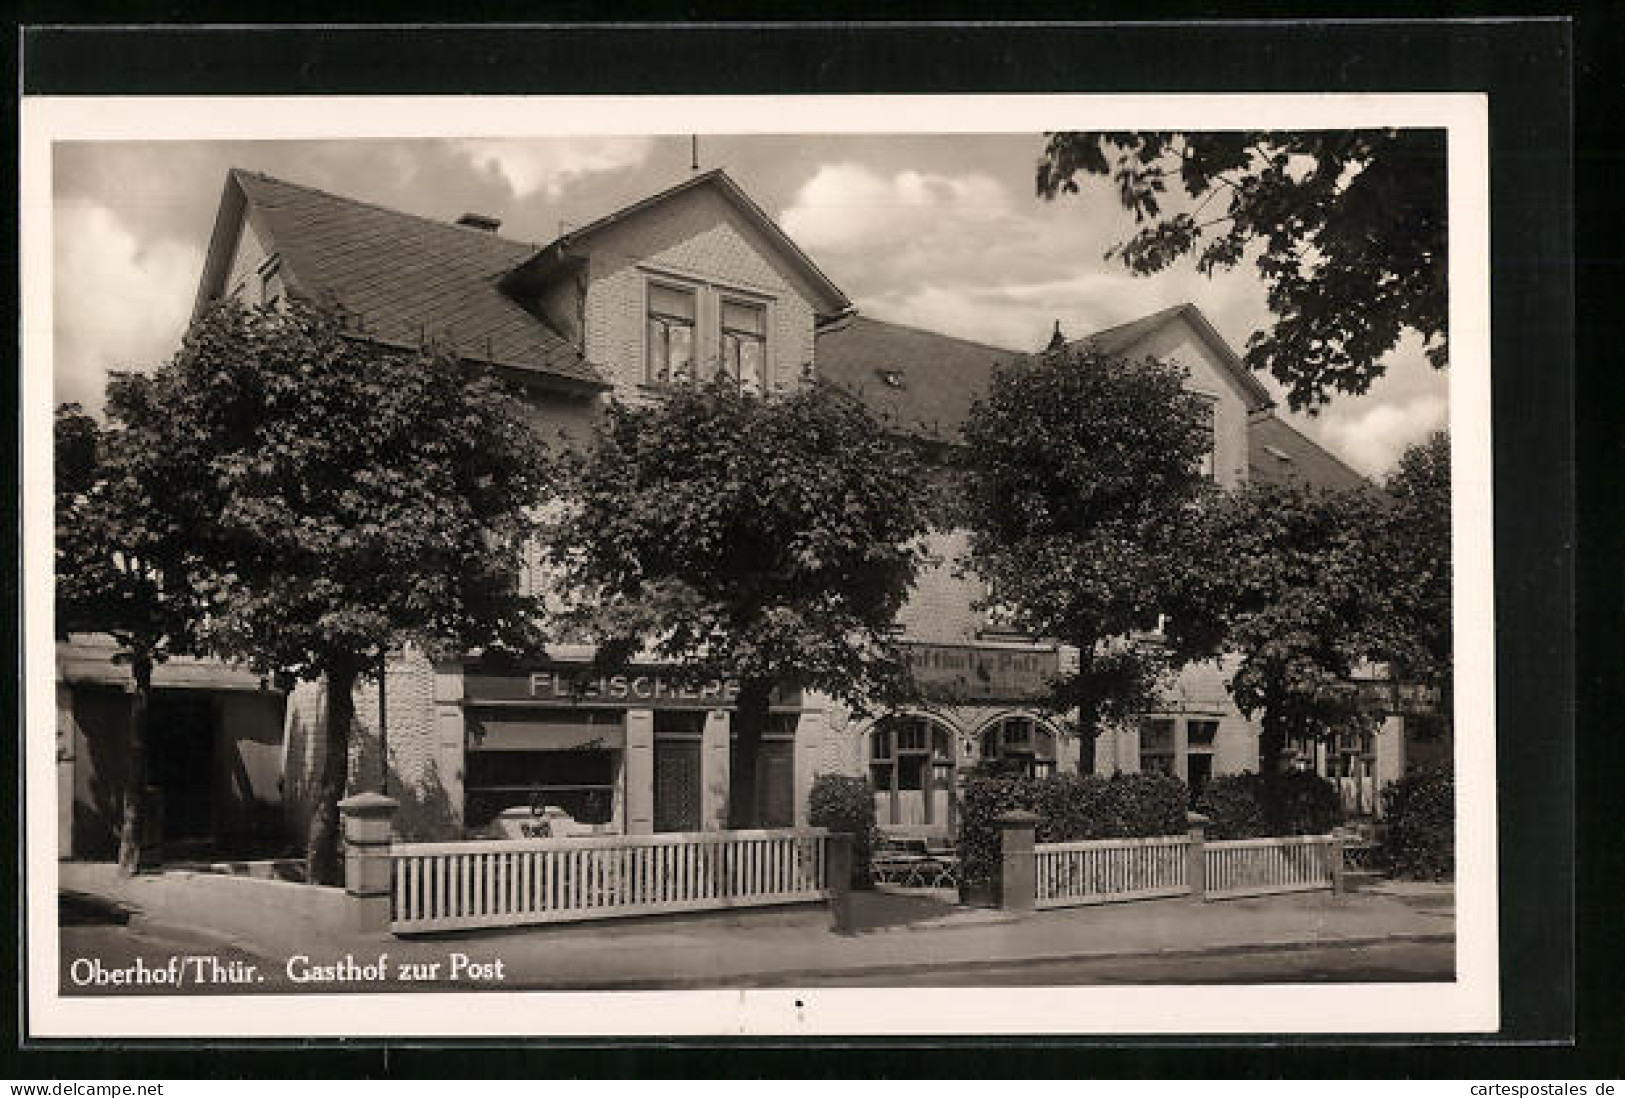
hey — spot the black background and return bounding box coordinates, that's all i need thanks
[7,10,1607,1079]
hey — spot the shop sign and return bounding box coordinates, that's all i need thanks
[902,643,1059,703]
[464,664,798,709]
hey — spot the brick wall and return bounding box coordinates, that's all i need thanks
[578,185,819,397]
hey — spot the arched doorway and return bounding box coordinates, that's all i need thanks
[867,713,957,829]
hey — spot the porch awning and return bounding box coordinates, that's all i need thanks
[466,711,625,752]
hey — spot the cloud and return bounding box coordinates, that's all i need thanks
[53,197,202,412]
[1316,393,1447,478]
[781,163,1014,253]
[451,137,655,199]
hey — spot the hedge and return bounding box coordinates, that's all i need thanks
[807,773,879,889]
[1194,771,1341,840]
[956,772,1188,902]
[1382,767,1454,880]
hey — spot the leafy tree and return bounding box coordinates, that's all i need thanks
[138,301,552,883]
[1037,130,1447,410]
[547,380,931,827]
[1171,480,1395,770]
[959,346,1217,758]
[1378,430,1453,726]
[55,397,209,875]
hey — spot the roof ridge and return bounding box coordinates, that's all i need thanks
[1074,301,1193,344]
[230,167,541,252]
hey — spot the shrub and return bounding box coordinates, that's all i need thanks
[957,772,1188,902]
[808,773,879,889]
[1195,771,1341,840]
[1382,767,1454,880]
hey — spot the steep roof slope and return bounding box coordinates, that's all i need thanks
[813,316,1021,443]
[199,170,602,387]
[1071,302,1273,411]
[1247,412,1370,491]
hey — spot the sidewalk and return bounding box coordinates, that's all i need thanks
[59,862,1455,989]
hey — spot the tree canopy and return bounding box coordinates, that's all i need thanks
[1037,130,1447,411]
[1378,430,1453,711]
[1167,480,1396,769]
[55,394,211,873]
[959,346,1217,741]
[547,379,932,824]
[134,300,554,880]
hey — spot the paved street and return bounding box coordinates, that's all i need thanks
[57,882,1454,995]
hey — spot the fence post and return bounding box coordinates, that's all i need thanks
[826,832,854,935]
[1186,811,1209,902]
[1329,834,1347,894]
[996,810,1040,914]
[339,792,399,933]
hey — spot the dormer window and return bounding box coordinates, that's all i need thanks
[647,282,697,384]
[720,298,767,394]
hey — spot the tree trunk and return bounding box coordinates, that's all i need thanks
[729,680,772,829]
[1259,712,1289,775]
[306,657,359,886]
[115,651,154,878]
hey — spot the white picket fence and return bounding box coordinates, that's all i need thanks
[390,828,831,933]
[1032,832,1340,908]
[1034,835,1191,908]
[1204,835,1339,899]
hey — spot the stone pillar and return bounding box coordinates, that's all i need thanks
[996,810,1040,914]
[339,792,398,933]
[431,661,465,837]
[1329,833,1348,894]
[624,709,655,835]
[1187,810,1209,901]
[700,709,731,831]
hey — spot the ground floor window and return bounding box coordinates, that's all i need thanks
[981,715,1056,777]
[1139,715,1221,805]
[869,713,956,827]
[464,749,618,830]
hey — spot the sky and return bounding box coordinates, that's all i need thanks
[51,133,1448,478]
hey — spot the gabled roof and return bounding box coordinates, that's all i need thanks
[194,170,604,388]
[504,168,852,320]
[1247,412,1369,491]
[814,315,1021,444]
[1070,302,1274,412]
[816,303,1279,444]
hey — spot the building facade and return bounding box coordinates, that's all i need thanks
[124,164,1413,853]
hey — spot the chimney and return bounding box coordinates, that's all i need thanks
[1046,319,1067,353]
[456,212,502,233]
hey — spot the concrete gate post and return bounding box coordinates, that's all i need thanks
[996,810,1040,914]
[1186,811,1210,902]
[825,832,855,935]
[339,792,399,933]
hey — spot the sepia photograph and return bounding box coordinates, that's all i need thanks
[22,95,1495,1038]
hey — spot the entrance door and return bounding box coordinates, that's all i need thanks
[653,740,702,832]
[147,693,215,842]
[758,741,794,828]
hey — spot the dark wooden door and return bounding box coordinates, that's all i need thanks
[653,740,702,833]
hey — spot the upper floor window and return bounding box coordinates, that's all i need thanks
[647,283,697,384]
[720,298,767,394]
[1194,396,1217,480]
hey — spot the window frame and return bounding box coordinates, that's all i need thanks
[719,294,769,393]
[645,278,700,385]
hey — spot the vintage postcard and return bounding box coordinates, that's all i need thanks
[21,93,1495,1038]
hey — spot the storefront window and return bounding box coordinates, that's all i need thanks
[464,748,617,829]
[1138,717,1177,778]
[729,713,798,828]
